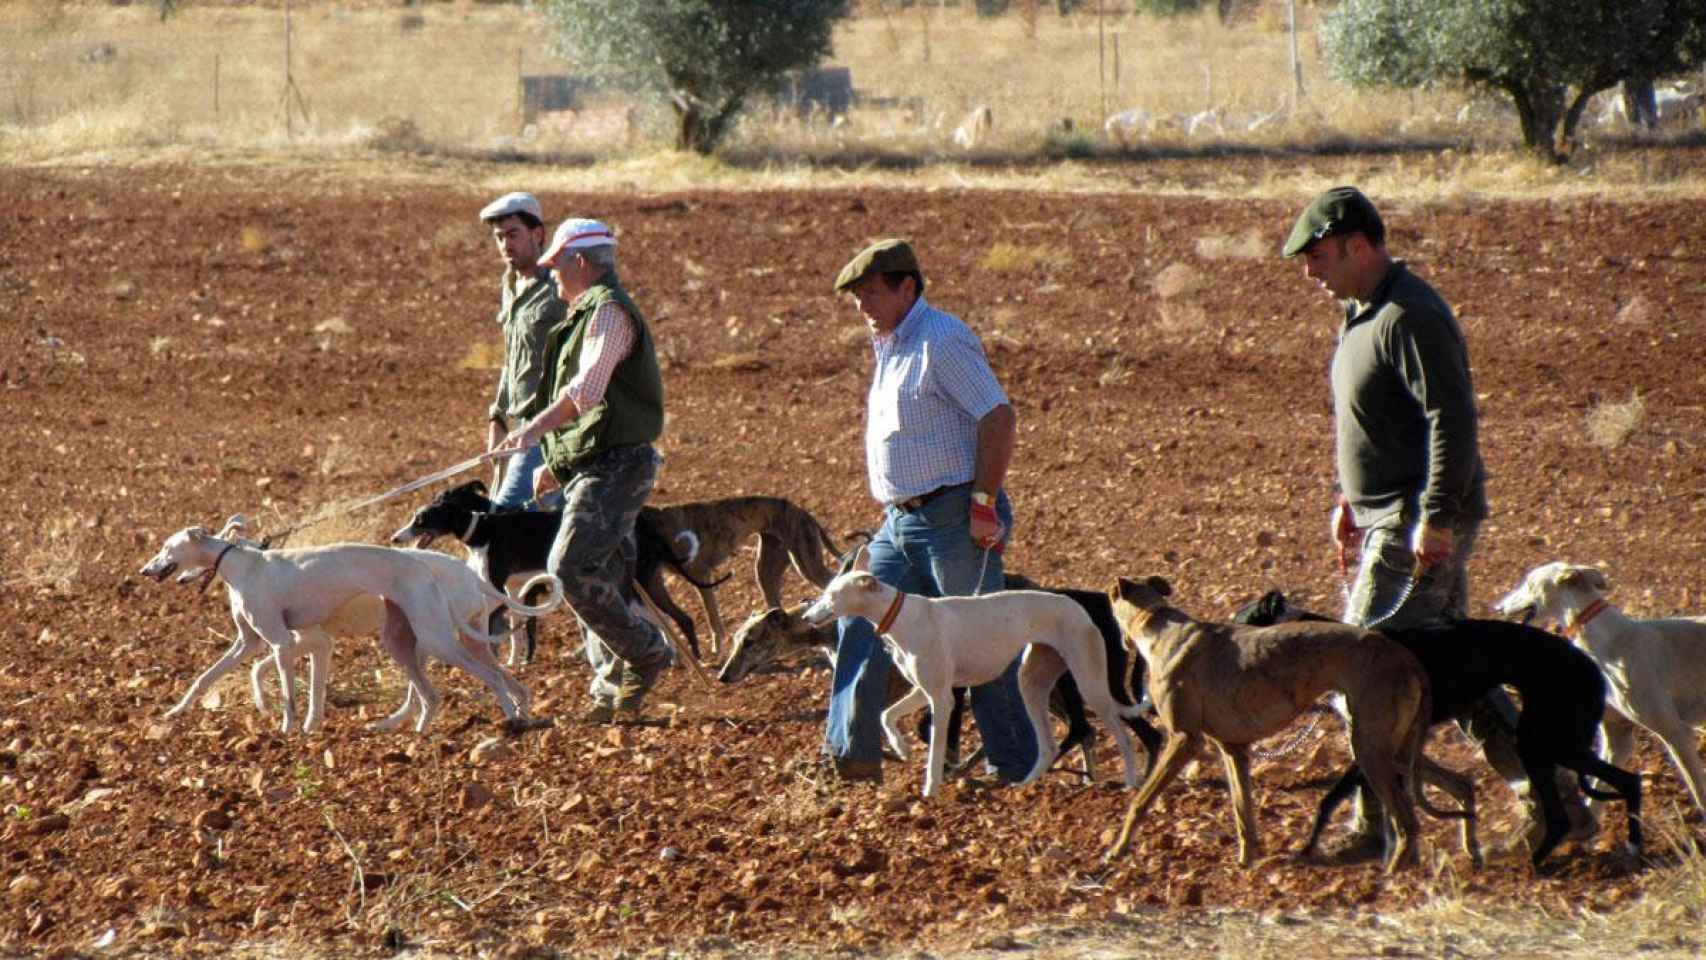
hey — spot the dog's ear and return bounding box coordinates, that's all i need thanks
[1574,567,1610,593]
[850,542,871,574]
[1144,575,1171,598]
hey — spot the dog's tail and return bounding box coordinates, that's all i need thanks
[499,572,564,618]
[673,530,701,565]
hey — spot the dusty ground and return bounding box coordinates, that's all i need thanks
[2,154,1706,958]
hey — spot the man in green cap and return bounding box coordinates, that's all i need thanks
[819,237,1036,786]
[1284,186,1594,860]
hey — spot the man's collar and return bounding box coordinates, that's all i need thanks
[877,295,929,344]
[1348,260,1403,322]
[567,271,619,313]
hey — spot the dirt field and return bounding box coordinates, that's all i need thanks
[3,154,1705,958]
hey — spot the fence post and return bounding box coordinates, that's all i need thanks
[1097,0,1107,121]
[1288,0,1305,109]
[213,53,220,124]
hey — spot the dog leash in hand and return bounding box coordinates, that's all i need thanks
[261,452,493,546]
[1363,560,1429,629]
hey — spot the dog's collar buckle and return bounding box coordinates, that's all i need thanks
[1565,597,1608,636]
[874,591,905,636]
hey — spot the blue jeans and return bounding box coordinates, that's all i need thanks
[822,486,1037,781]
[493,444,563,511]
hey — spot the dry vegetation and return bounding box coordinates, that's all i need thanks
[3,0,1704,199]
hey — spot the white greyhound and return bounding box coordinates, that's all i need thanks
[139,526,561,733]
[802,569,1146,798]
[1496,561,1706,821]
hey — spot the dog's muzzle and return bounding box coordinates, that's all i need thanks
[139,560,177,582]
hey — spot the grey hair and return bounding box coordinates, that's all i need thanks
[580,243,617,273]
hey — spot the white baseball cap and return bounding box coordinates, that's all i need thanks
[538,218,617,267]
[479,191,543,223]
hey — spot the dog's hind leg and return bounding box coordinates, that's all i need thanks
[1418,758,1481,867]
[1048,675,1097,782]
[1016,645,1066,786]
[1103,730,1201,862]
[1216,743,1262,867]
[1573,754,1643,859]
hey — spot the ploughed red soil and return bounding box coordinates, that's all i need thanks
[2,159,1704,957]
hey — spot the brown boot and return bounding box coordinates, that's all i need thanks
[614,653,669,717]
[833,757,883,783]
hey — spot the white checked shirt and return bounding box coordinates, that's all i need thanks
[865,296,1008,505]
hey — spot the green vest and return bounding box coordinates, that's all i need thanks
[534,274,664,479]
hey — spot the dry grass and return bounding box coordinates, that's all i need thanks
[16,507,90,591]
[1586,390,1646,450]
[6,3,1706,202]
[980,241,1074,273]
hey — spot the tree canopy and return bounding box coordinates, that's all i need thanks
[1321,0,1706,160]
[543,0,850,155]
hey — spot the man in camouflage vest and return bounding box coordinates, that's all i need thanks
[488,218,671,722]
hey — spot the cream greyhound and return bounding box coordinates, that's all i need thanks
[1497,561,1706,822]
[802,569,1147,798]
[139,525,561,733]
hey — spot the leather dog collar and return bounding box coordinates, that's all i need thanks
[1565,597,1609,636]
[197,541,239,595]
[874,590,905,636]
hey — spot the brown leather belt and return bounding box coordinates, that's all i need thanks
[890,482,970,513]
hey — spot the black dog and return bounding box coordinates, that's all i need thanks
[933,575,1164,783]
[1234,590,1641,868]
[391,480,726,662]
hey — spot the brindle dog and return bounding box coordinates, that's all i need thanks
[643,496,844,654]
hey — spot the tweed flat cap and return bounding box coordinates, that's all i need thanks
[1282,186,1384,257]
[834,238,920,293]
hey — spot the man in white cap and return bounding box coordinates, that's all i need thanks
[479,191,566,509]
[488,218,671,722]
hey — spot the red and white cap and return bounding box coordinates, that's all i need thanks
[538,218,617,267]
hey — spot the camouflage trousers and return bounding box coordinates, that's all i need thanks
[547,444,669,704]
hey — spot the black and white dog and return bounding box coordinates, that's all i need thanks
[391,481,726,663]
[1234,589,1642,868]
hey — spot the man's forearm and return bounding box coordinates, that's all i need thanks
[973,403,1016,493]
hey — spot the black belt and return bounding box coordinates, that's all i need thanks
[890,482,970,513]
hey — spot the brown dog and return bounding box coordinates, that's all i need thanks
[642,496,844,654]
[1104,575,1470,872]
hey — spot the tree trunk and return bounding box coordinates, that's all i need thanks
[1509,81,1567,163]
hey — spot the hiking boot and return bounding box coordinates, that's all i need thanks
[614,653,669,717]
[580,700,616,725]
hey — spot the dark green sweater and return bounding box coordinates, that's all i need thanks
[1331,261,1488,530]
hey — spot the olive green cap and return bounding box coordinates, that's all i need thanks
[833,238,919,292]
[1282,186,1384,257]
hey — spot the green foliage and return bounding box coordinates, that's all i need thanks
[1322,0,1706,160]
[156,0,178,21]
[1131,0,1207,16]
[543,0,851,155]
[975,0,1011,16]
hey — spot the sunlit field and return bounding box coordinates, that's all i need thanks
[4,0,1703,198]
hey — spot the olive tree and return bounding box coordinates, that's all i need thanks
[1322,0,1706,162]
[543,0,850,155]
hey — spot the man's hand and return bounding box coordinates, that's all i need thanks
[532,464,559,499]
[1411,519,1453,567]
[969,501,1005,551]
[1330,493,1361,574]
[486,420,543,461]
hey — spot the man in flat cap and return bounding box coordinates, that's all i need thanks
[480,191,567,510]
[1284,186,1593,859]
[489,218,671,722]
[819,238,1036,785]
